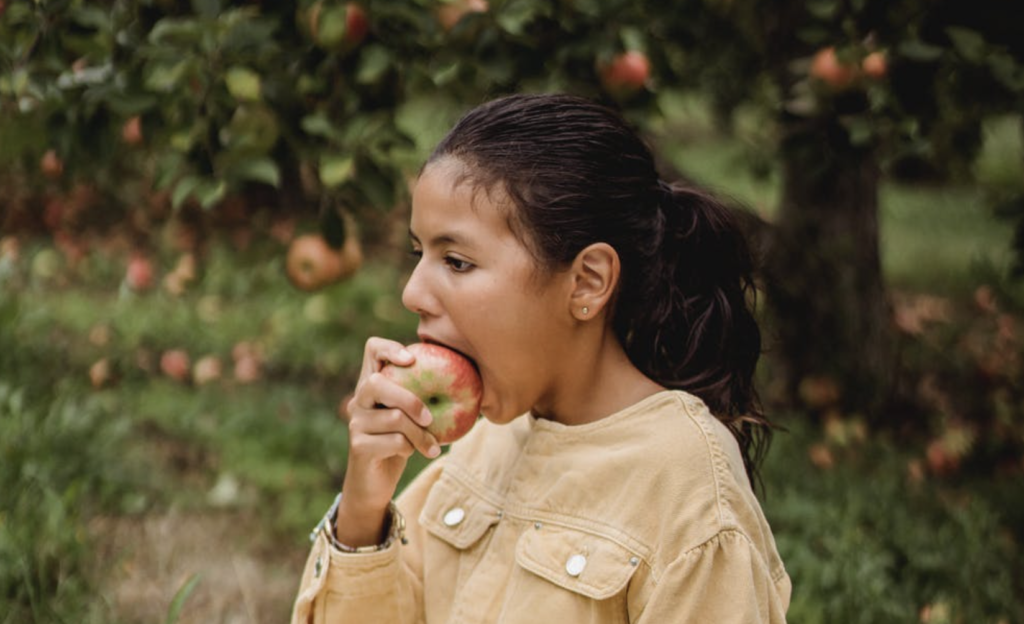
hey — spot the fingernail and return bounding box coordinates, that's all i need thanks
[398,349,413,360]
[427,444,441,458]
[421,408,433,425]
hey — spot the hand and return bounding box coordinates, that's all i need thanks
[335,337,440,547]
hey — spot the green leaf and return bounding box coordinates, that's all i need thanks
[619,27,645,54]
[320,156,355,189]
[301,113,342,141]
[225,67,261,102]
[846,117,874,147]
[807,0,841,20]
[70,5,113,32]
[106,93,160,117]
[898,40,944,62]
[195,180,229,209]
[357,45,392,85]
[149,18,203,47]
[945,27,986,63]
[144,60,190,93]
[496,0,548,36]
[231,157,281,187]
[431,62,460,86]
[164,574,202,624]
[172,175,203,209]
[192,0,222,19]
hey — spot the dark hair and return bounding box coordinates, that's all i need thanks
[426,93,772,485]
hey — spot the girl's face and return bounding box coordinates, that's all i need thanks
[403,159,575,424]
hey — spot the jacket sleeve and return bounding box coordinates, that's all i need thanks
[290,458,447,624]
[633,529,791,624]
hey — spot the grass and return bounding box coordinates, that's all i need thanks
[2,99,1023,621]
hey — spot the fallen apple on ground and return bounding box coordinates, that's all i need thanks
[381,343,482,445]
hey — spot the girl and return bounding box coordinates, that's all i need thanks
[292,93,791,623]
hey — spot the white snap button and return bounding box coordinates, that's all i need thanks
[565,554,587,577]
[629,556,640,566]
[443,507,466,527]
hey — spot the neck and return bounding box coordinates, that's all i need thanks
[534,327,665,426]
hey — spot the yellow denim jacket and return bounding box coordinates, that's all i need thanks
[291,390,791,623]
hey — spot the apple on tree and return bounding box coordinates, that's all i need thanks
[40,149,64,180]
[122,116,143,146]
[307,1,369,52]
[861,51,887,80]
[285,232,362,291]
[598,51,651,99]
[381,343,483,445]
[809,46,857,91]
[437,0,489,31]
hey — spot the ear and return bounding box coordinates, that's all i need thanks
[568,243,620,321]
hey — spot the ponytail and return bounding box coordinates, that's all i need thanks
[614,180,772,485]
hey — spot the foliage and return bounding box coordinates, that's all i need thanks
[0,291,136,622]
[763,419,1024,624]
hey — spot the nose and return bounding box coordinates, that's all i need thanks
[401,259,435,316]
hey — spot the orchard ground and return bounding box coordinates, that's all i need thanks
[2,102,1023,622]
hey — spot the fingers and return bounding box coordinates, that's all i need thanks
[348,351,440,458]
[361,337,415,379]
[349,404,441,460]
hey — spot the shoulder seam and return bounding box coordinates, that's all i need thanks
[673,393,736,532]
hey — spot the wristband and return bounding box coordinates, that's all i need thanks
[310,493,407,553]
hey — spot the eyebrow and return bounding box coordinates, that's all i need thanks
[408,228,473,248]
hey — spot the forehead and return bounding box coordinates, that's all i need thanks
[410,160,516,244]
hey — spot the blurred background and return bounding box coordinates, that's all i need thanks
[1,0,1023,622]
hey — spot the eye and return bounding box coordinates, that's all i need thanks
[408,248,423,260]
[444,256,474,273]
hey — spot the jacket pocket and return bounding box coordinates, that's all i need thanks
[514,523,641,600]
[419,472,502,550]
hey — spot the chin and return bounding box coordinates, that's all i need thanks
[479,397,526,426]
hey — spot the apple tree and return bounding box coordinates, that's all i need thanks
[3,0,1022,422]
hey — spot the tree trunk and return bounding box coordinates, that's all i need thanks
[763,115,896,415]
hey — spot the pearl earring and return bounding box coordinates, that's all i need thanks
[581,306,589,315]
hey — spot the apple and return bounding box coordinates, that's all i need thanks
[89,358,113,389]
[193,355,223,385]
[0,236,20,262]
[807,443,835,470]
[861,51,887,80]
[925,440,959,476]
[437,0,489,31]
[40,149,64,180]
[233,353,262,383]
[125,252,155,291]
[88,323,111,347]
[345,3,369,46]
[122,115,143,145]
[286,232,361,291]
[160,349,191,382]
[809,46,856,91]
[973,284,997,313]
[310,2,368,52]
[286,234,342,291]
[381,342,483,445]
[599,51,651,98]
